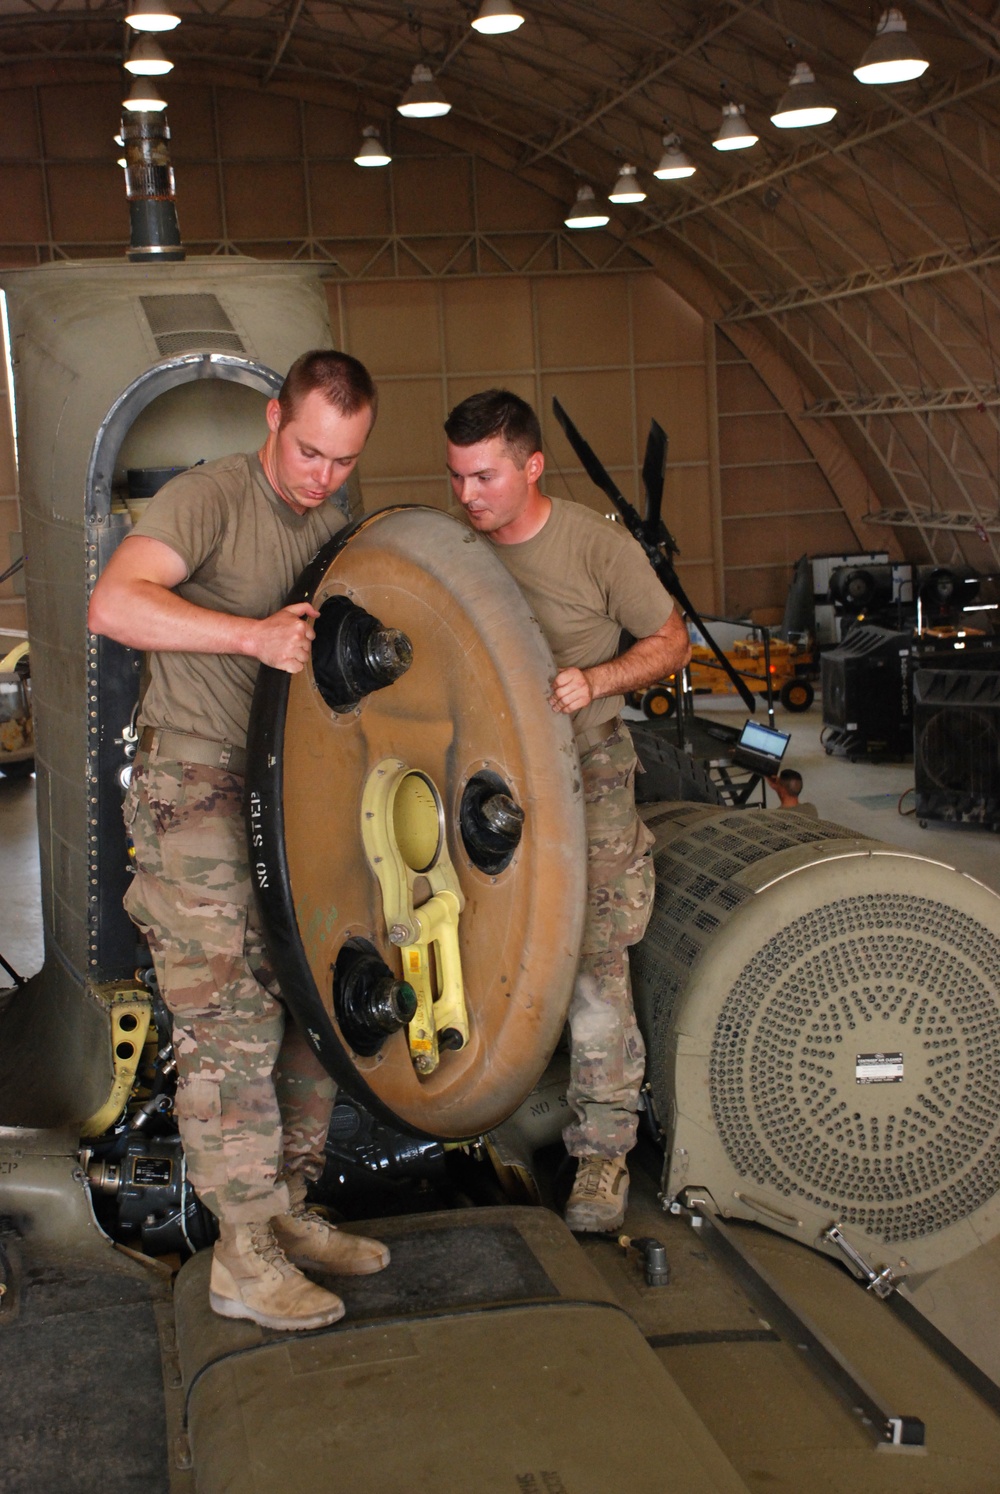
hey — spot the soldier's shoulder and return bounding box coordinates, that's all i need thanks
[188,452,252,483]
[552,496,631,553]
[159,453,254,501]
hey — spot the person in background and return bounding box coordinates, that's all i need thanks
[766,768,817,817]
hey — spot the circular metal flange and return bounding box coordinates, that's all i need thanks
[247,506,587,1139]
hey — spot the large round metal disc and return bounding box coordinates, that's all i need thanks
[247,506,587,1139]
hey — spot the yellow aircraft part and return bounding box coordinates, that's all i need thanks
[0,639,29,673]
[79,985,153,1138]
[361,758,469,1076]
[399,890,467,1074]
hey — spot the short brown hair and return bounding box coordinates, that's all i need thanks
[444,389,542,467]
[278,350,378,425]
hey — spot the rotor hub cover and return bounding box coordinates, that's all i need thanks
[247,507,587,1139]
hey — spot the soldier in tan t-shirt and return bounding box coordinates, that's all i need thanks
[89,351,391,1332]
[445,389,691,1233]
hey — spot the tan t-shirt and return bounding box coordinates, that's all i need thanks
[491,497,674,739]
[131,452,348,746]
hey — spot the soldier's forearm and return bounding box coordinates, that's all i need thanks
[584,626,690,702]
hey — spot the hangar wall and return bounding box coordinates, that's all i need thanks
[333,273,720,612]
[716,330,858,618]
[0,75,885,626]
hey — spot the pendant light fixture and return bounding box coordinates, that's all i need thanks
[712,102,758,152]
[124,35,174,76]
[123,75,168,112]
[354,126,392,167]
[854,8,929,85]
[770,61,837,128]
[397,64,452,119]
[608,164,646,204]
[653,134,696,181]
[471,0,525,34]
[124,0,181,33]
[564,184,609,229]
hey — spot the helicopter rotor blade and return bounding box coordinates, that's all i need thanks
[641,420,667,535]
[663,570,757,712]
[552,397,756,713]
[552,397,629,512]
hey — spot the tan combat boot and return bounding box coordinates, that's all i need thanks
[272,1202,390,1276]
[564,1156,629,1233]
[210,1220,346,1330]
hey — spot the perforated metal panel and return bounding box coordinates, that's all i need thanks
[139,293,246,357]
[632,807,846,1049]
[634,803,1000,1276]
[711,894,1000,1243]
[152,330,245,357]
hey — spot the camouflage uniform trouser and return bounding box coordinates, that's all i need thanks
[123,754,336,1224]
[563,723,655,1160]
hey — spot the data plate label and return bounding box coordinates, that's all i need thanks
[855,1050,904,1084]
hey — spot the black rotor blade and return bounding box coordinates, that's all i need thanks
[553,396,755,713]
[641,420,667,535]
[664,572,757,711]
[553,396,629,512]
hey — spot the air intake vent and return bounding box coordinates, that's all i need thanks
[915,668,1000,824]
[139,294,246,357]
[632,801,1000,1276]
[710,894,1000,1243]
[820,623,913,758]
[633,809,847,1043]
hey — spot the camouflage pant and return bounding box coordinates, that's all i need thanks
[563,724,654,1159]
[123,754,336,1224]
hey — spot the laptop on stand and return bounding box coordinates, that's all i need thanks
[730,718,791,777]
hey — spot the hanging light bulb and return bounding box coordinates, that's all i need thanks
[471,0,525,34]
[397,64,452,119]
[855,8,928,85]
[123,75,168,112]
[608,164,646,204]
[654,134,696,180]
[770,61,837,128]
[712,101,758,152]
[564,184,609,229]
[354,126,392,167]
[125,0,181,33]
[124,35,174,76]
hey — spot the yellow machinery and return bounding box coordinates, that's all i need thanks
[0,637,33,779]
[640,634,815,718]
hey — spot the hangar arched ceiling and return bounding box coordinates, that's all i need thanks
[2,0,1000,569]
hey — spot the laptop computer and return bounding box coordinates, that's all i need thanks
[730,718,791,776]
